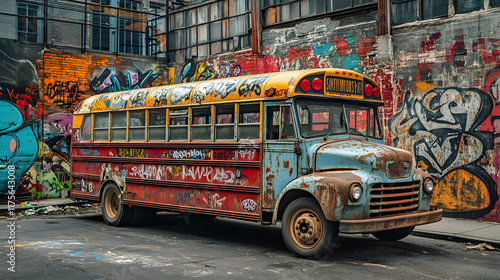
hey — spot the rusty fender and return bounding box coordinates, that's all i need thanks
[272,171,363,224]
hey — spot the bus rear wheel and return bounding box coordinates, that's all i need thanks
[102,183,134,226]
[372,226,415,241]
[281,197,338,259]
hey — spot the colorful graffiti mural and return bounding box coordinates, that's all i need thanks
[88,65,160,94]
[0,100,39,194]
[388,87,498,218]
[179,58,244,83]
[0,41,167,197]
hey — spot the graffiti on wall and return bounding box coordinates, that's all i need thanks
[88,65,160,94]
[0,100,39,195]
[0,49,42,122]
[389,87,498,218]
[179,58,244,83]
[1,43,167,196]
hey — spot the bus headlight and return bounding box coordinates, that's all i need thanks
[423,178,435,194]
[349,183,363,202]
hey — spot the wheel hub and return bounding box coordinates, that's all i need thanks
[291,211,323,248]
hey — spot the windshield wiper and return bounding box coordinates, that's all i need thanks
[348,127,368,140]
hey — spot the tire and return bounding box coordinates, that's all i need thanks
[281,197,338,259]
[372,226,415,241]
[101,183,134,226]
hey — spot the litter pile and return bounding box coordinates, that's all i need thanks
[463,243,498,251]
[19,203,101,216]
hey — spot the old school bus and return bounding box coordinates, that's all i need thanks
[70,68,442,258]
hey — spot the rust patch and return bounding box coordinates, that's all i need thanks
[289,168,293,177]
[283,160,290,169]
[264,187,276,208]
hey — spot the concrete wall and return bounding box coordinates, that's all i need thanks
[0,39,171,198]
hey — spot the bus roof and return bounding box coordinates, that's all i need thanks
[74,68,382,114]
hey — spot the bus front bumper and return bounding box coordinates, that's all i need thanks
[339,209,443,233]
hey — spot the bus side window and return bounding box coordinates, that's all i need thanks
[80,115,91,141]
[281,106,295,139]
[192,107,211,141]
[266,106,295,140]
[215,105,234,141]
[129,110,145,141]
[111,112,127,142]
[148,109,166,141]
[94,113,109,141]
[169,108,188,141]
[239,104,260,140]
[266,106,280,140]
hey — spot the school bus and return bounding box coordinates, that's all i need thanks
[70,69,442,258]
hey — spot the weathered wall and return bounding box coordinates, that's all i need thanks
[170,9,500,222]
[388,9,500,221]
[0,39,170,198]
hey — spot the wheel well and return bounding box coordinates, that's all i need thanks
[98,180,119,202]
[276,189,316,222]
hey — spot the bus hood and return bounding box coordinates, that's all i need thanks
[313,138,413,179]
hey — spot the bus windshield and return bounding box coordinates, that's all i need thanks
[296,99,381,138]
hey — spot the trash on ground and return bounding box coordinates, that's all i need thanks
[463,243,497,251]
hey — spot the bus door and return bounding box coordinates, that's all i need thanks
[262,103,298,210]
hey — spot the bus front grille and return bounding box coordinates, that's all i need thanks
[369,181,420,218]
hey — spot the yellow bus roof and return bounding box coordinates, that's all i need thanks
[74,69,381,114]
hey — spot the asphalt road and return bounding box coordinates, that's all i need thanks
[1,210,499,280]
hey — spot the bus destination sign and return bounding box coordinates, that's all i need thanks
[325,76,363,99]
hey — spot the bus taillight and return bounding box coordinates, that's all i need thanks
[300,79,311,92]
[373,87,380,98]
[364,84,373,96]
[312,78,322,91]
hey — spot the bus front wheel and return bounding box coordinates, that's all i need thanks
[102,183,134,226]
[372,226,415,241]
[281,197,338,259]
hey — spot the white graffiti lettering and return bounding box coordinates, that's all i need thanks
[182,166,212,182]
[237,149,256,160]
[170,149,210,160]
[129,165,164,180]
[213,167,235,184]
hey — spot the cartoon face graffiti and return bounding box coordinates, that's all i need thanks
[0,100,39,194]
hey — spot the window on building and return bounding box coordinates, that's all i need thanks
[422,0,448,19]
[17,2,42,43]
[91,0,115,51]
[456,0,483,13]
[391,0,417,25]
[90,0,144,54]
[169,0,252,63]
[119,17,143,54]
[263,0,376,26]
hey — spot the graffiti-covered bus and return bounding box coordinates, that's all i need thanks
[70,69,442,258]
